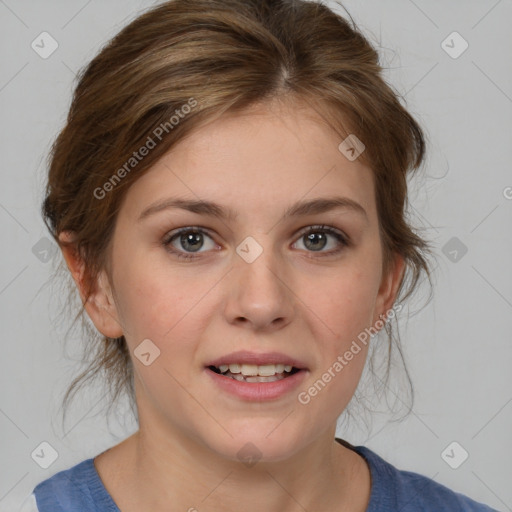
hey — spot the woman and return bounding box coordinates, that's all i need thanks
[23,0,498,510]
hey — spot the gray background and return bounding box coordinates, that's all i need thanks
[1,0,511,510]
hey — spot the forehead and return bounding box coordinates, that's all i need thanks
[119,101,377,224]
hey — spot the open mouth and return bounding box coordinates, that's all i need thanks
[207,364,301,383]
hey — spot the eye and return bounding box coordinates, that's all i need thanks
[162,224,349,261]
[162,227,218,260]
[292,225,349,256]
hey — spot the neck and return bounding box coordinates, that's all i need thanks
[119,422,368,512]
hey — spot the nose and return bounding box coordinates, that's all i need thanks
[224,242,295,332]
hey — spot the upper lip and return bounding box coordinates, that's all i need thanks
[206,350,308,370]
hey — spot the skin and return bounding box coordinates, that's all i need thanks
[60,99,405,512]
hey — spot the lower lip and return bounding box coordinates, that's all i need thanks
[205,368,308,401]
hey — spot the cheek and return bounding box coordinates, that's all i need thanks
[112,255,223,370]
[296,271,374,422]
[296,260,380,406]
[111,251,189,335]
[305,263,380,342]
[113,264,211,406]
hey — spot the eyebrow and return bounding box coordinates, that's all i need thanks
[137,196,368,223]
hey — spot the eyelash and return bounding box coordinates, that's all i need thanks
[162,225,349,261]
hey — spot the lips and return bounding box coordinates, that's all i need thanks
[206,350,308,370]
[204,360,309,402]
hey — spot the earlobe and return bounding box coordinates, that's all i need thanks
[375,253,406,322]
[58,230,124,339]
[88,270,124,339]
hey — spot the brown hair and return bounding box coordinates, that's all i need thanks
[42,0,433,428]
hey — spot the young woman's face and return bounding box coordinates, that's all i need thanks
[98,101,402,461]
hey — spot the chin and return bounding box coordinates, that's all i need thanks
[204,421,308,464]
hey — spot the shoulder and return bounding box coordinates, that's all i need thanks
[352,444,499,512]
[31,457,119,512]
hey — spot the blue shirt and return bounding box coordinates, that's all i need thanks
[28,439,499,511]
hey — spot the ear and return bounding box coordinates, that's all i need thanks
[374,252,405,325]
[58,231,124,339]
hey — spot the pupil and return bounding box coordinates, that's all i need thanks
[181,232,203,252]
[304,232,326,251]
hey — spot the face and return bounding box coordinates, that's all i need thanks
[73,100,403,462]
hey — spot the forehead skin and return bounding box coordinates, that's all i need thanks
[114,99,378,246]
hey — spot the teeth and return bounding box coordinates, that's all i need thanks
[258,364,279,376]
[240,364,259,376]
[245,375,283,383]
[228,364,241,374]
[228,373,287,383]
[215,363,297,377]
